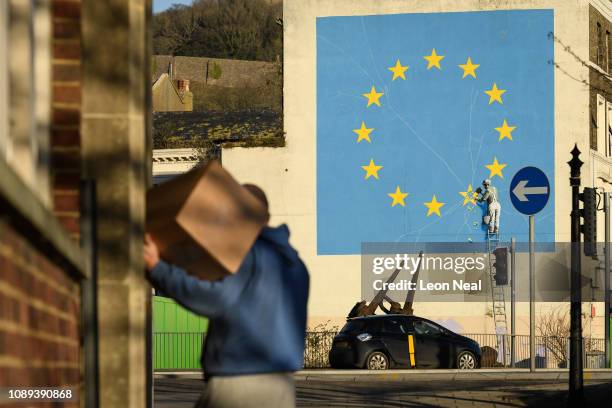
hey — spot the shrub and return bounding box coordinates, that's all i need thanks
[209,62,222,80]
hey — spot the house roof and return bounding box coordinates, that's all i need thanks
[152,73,188,105]
[152,109,284,149]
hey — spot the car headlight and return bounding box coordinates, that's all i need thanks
[357,333,372,342]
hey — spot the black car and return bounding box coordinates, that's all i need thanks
[329,314,481,370]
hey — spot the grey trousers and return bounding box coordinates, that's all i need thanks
[196,372,295,408]
[488,201,501,231]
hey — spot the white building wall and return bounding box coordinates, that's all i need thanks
[223,0,601,334]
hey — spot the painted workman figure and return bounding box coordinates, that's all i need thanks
[478,179,500,233]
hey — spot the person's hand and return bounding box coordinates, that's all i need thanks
[143,234,160,271]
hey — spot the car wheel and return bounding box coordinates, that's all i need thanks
[366,351,389,370]
[457,351,477,370]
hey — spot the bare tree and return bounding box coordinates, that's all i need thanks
[537,305,597,368]
[537,306,571,366]
[153,5,197,55]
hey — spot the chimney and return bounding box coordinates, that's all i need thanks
[177,79,190,93]
[176,79,193,111]
[168,61,173,78]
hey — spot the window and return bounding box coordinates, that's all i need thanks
[596,94,612,158]
[597,94,607,155]
[414,320,443,337]
[339,320,367,335]
[597,23,605,68]
[602,31,612,74]
[608,101,612,158]
[0,1,8,156]
[31,0,52,204]
[382,319,407,335]
[1,0,51,205]
[607,30,611,73]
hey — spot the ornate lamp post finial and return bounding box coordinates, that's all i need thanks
[568,144,583,185]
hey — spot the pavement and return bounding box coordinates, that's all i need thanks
[154,369,612,407]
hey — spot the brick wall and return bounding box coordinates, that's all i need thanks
[588,5,611,152]
[0,2,85,406]
[589,5,611,73]
[51,0,82,239]
[0,220,81,408]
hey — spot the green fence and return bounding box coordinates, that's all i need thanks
[154,332,205,370]
[153,296,208,332]
[153,296,208,370]
[152,298,612,370]
[153,331,610,370]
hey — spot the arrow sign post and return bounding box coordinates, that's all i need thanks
[512,180,549,202]
[509,166,551,373]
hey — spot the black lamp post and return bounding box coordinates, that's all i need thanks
[568,144,584,405]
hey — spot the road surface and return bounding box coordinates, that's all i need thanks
[154,370,612,407]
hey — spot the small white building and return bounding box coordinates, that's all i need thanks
[152,148,199,185]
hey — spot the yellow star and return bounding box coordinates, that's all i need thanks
[388,186,408,207]
[424,195,445,217]
[485,83,506,104]
[361,159,383,180]
[388,59,409,80]
[458,57,480,79]
[495,119,516,141]
[485,157,507,179]
[362,86,384,107]
[423,49,445,70]
[353,121,374,143]
[459,184,479,206]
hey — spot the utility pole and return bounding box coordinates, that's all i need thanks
[568,144,584,405]
[529,216,535,372]
[509,166,550,371]
[511,237,516,368]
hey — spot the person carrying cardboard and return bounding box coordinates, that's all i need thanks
[143,184,309,408]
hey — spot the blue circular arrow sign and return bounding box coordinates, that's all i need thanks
[509,167,550,215]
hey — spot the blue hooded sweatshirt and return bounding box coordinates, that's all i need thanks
[149,224,309,377]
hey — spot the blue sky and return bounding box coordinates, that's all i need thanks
[154,0,192,14]
[316,10,555,255]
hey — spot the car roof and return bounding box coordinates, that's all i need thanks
[347,315,456,332]
[348,314,417,321]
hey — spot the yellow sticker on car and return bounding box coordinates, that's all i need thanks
[408,334,416,368]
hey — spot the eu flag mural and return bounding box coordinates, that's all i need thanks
[316,10,554,255]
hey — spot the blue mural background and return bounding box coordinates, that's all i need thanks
[316,9,555,255]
